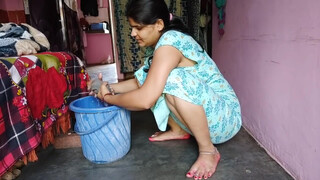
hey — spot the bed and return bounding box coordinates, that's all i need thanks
[0,23,89,176]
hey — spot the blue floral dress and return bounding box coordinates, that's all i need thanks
[135,30,241,144]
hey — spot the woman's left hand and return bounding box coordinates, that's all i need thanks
[97,82,115,101]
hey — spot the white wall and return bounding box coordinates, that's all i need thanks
[211,1,320,180]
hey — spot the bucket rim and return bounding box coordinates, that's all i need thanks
[69,96,121,113]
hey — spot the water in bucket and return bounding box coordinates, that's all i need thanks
[69,96,131,164]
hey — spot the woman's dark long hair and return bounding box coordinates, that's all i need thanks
[126,0,204,71]
[125,0,190,35]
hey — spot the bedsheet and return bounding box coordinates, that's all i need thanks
[0,52,89,176]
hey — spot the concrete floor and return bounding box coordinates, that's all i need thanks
[17,110,293,180]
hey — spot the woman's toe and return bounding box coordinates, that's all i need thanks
[203,171,211,179]
[186,171,195,178]
[197,171,205,180]
[150,131,161,137]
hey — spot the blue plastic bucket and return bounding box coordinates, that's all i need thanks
[69,96,131,164]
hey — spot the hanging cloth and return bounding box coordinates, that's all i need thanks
[215,0,226,36]
[81,0,99,16]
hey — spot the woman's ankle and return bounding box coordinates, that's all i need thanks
[198,143,216,152]
[168,127,188,135]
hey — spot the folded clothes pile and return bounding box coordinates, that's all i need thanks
[0,23,50,57]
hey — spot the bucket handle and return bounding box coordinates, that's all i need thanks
[74,110,117,135]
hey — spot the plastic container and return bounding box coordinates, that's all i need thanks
[69,96,131,164]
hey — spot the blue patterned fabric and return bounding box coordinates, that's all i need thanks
[135,30,241,144]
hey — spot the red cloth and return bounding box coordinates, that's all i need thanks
[26,66,47,119]
[46,67,67,108]
[26,66,67,119]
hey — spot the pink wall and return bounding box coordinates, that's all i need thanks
[0,1,6,9]
[84,33,113,64]
[0,0,24,10]
[211,1,320,180]
[0,0,26,24]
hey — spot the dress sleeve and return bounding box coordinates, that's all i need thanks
[155,30,204,63]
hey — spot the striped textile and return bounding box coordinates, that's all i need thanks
[0,52,88,176]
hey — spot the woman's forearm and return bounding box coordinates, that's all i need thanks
[110,78,139,94]
[103,85,157,111]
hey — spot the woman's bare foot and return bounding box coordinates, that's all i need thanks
[186,147,220,179]
[148,130,190,142]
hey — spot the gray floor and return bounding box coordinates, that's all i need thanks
[17,110,293,180]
